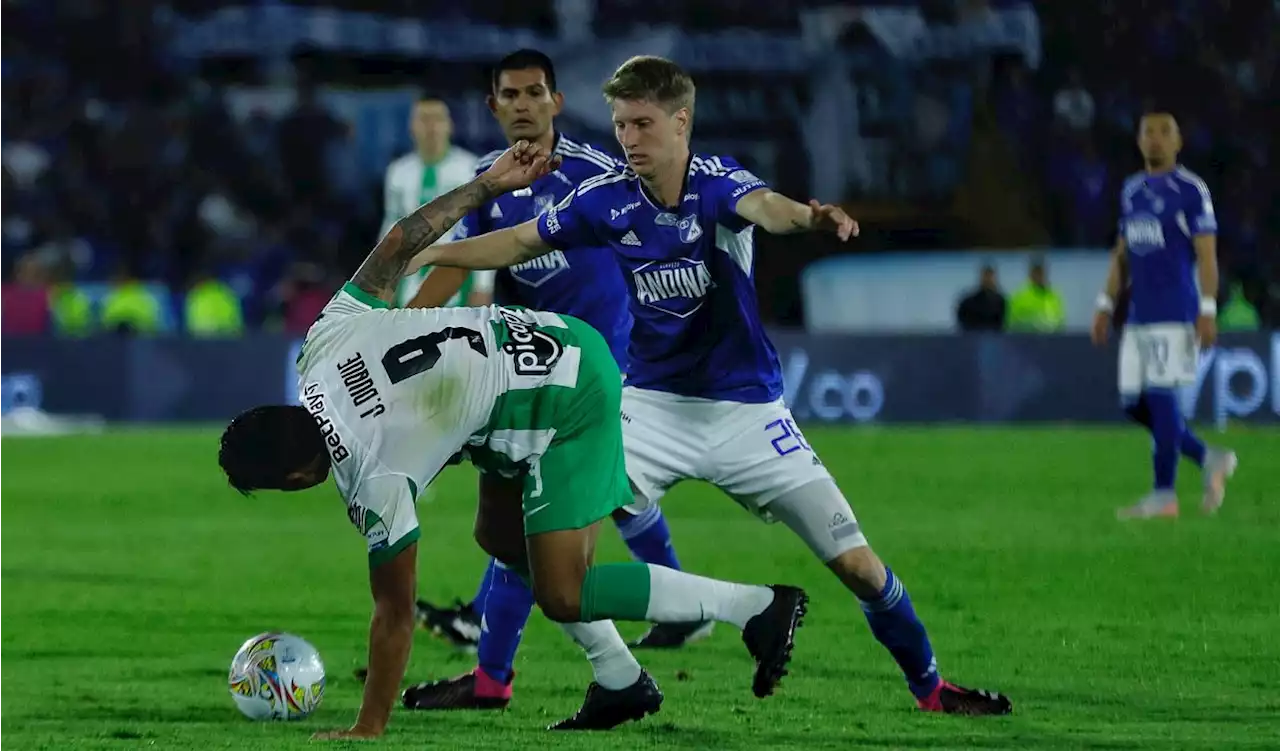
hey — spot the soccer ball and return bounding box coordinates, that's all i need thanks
[228,632,326,720]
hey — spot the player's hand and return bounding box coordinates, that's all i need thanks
[1090,311,1111,346]
[1196,314,1217,347]
[808,199,859,241]
[480,140,562,194]
[311,725,382,741]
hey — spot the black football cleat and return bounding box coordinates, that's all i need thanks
[548,670,663,730]
[741,585,808,698]
[416,598,481,652]
[631,620,714,649]
[402,667,512,711]
[917,681,1013,716]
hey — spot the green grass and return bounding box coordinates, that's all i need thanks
[3,426,1279,750]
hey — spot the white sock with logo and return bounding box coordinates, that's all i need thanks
[644,565,775,629]
[559,621,642,691]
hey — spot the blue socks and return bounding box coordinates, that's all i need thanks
[471,506,683,683]
[1127,390,1208,491]
[615,505,682,570]
[1146,390,1181,491]
[1181,426,1207,467]
[471,559,498,612]
[476,561,535,684]
[859,567,940,700]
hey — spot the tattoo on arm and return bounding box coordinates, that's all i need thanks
[352,177,498,302]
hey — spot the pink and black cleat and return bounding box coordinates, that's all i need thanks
[402,667,513,711]
[917,680,1012,716]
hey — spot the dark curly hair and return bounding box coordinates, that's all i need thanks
[218,405,328,495]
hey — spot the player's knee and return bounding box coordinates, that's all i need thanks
[533,583,582,623]
[828,545,887,600]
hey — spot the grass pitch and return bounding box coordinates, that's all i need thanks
[3,426,1278,749]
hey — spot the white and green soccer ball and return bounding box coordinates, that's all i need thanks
[228,632,326,720]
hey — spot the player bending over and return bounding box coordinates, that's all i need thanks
[409,55,1012,717]
[406,53,705,706]
[217,140,808,740]
[1091,111,1237,519]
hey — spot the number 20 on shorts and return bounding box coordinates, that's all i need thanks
[765,418,811,457]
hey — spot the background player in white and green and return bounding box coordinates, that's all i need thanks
[218,140,809,740]
[381,95,492,307]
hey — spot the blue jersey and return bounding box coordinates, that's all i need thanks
[536,154,781,403]
[1118,166,1217,324]
[457,134,632,368]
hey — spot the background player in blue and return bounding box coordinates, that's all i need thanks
[401,50,705,715]
[408,55,1012,716]
[1091,112,1238,519]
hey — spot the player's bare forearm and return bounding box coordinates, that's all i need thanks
[352,543,418,735]
[1101,240,1127,303]
[1194,235,1218,304]
[409,220,551,272]
[736,190,812,234]
[353,606,415,734]
[352,177,499,303]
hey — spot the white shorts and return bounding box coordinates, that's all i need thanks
[621,386,832,518]
[1119,323,1199,396]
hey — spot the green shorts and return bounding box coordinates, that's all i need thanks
[520,316,631,536]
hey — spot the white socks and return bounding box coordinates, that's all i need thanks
[644,565,775,629]
[559,621,642,691]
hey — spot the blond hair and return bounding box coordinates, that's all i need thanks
[602,55,695,118]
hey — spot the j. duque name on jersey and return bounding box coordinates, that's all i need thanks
[510,250,571,288]
[303,382,350,464]
[633,258,715,318]
[336,352,385,419]
[498,308,564,376]
[1125,215,1167,251]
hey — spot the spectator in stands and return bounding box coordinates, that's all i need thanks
[1007,257,1065,332]
[276,81,348,207]
[100,264,162,336]
[48,262,96,338]
[955,262,1007,332]
[1053,137,1112,247]
[185,269,244,338]
[993,59,1039,169]
[280,262,337,335]
[1052,69,1095,132]
[2,255,52,335]
[1218,281,1261,331]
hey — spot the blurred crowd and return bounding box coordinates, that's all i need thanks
[2,2,368,336]
[2,0,1277,336]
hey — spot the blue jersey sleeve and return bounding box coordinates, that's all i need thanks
[1182,175,1217,236]
[704,157,770,230]
[1117,181,1133,238]
[454,207,483,240]
[536,187,602,250]
[457,154,501,240]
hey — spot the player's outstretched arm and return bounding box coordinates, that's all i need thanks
[314,542,419,740]
[406,219,554,273]
[734,190,859,240]
[351,141,559,305]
